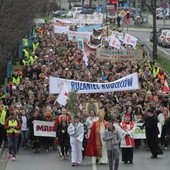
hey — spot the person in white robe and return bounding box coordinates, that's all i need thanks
[86,110,98,138]
[68,115,84,166]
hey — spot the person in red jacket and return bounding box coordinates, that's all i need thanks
[5,107,21,161]
[54,107,71,130]
[54,107,71,156]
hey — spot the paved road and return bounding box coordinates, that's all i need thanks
[4,148,170,170]
[128,29,170,57]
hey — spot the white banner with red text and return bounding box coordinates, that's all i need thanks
[33,120,56,137]
[33,120,162,139]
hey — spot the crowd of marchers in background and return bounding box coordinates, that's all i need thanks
[0,22,170,168]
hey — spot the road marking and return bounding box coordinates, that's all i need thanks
[92,157,97,170]
[145,39,150,42]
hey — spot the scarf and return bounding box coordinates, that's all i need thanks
[122,121,135,147]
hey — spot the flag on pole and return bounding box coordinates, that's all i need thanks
[109,36,121,49]
[123,33,137,48]
[83,51,88,66]
[57,83,69,106]
[163,79,169,92]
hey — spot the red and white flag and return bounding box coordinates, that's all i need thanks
[83,51,88,66]
[57,83,69,106]
[109,36,121,49]
[123,33,137,48]
[163,79,169,92]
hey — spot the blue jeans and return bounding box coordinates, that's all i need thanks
[21,131,29,147]
[107,148,120,170]
[7,136,18,157]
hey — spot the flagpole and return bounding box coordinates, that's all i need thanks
[53,79,68,106]
[53,83,64,106]
[82,0,84,14]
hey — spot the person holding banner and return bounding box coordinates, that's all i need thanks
[67,115,84,166]
[120,113,135,164]
[29,109,43,153]
[43,107,53,152]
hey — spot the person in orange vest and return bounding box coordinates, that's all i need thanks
[5,107,21,161]
[157,69,166,85]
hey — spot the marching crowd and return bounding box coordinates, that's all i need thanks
[0,21,170,170]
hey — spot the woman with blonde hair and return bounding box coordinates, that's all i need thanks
[56,115,70,160]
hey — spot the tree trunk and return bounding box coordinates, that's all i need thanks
[152,0,157,60]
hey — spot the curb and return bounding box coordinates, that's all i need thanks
[0,147,4,157]
[123,27,152,32]
[0,143,5,158]
[138,38,170,80]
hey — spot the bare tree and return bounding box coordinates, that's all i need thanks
[0,0,43,83]
[140,0,157,60]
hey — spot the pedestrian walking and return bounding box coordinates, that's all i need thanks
[19,110,29,149]
[56,115,70,160]
[0,104,8,148]
[5,108,21,161]
[120,113,135,164]
[102,120,121,170]
[67,115,84,166]
[142,108,163,158]
[29,109,42,153]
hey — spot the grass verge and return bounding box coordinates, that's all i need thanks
[41,16,53,22]
[157,54,170,76]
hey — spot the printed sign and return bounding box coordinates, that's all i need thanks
[33,120,55,137]
[73,13,103,24]
[68,31,92,41]
[77,24,102,32]
[49,72,140,94]
[123,33,137,47]
[54,25,70,34]
[96,48,143,61]
[114,123,162,139]
[134,123,162,139]
[109,37,121,49]
[112,31,124,41]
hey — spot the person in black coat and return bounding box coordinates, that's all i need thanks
[164,117,170,146]
[142,108,163,158]
[56,116,70,160]
[28,109,43,152]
